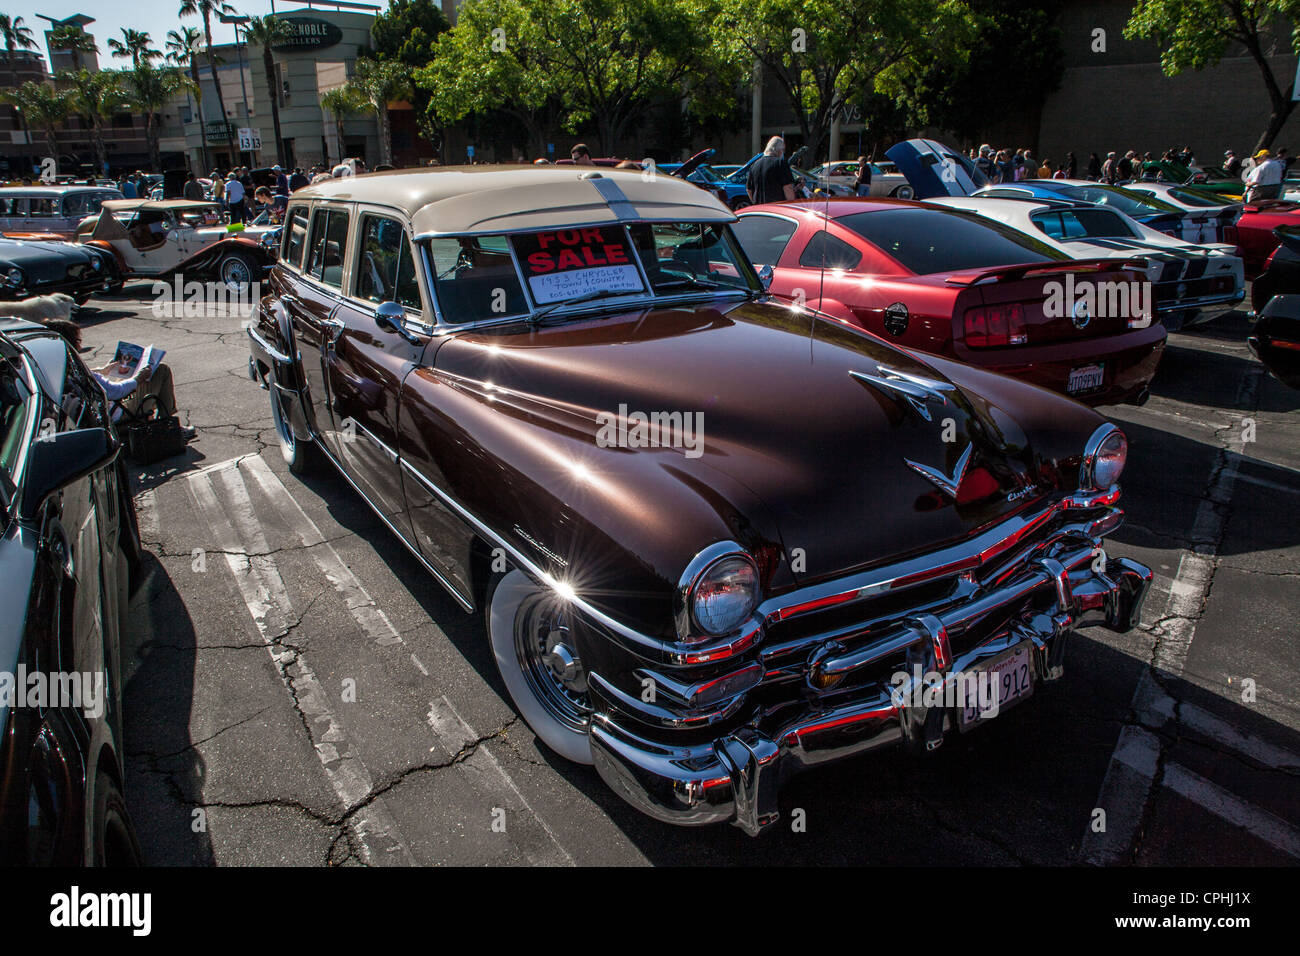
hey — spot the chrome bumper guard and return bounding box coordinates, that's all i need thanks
[590,546,1152,835]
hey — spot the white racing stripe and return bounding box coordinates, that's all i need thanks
[188,461,415,865]
[1080,368,1262,864]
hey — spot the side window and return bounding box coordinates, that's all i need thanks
[306,208,349,288]
[984,188,1029,199]
[355,214,422,310]
[1033,212,1065,240]
[732,214,797,267]
[28,197,56,218]
[798,231,862,271]
[283,206,309,268]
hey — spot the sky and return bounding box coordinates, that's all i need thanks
[2,1,358,59]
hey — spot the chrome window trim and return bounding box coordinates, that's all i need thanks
[352,419,398,463]
[347,208,433,333]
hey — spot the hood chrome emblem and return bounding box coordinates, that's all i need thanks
[905,443,972,498]
[850,366,955,422]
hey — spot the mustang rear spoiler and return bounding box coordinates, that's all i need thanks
[944,257,1149,286]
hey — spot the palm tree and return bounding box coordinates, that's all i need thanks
[244,15,292,167]
[60,69,127,174]
[0,15,38,163]
[166,26,211,171]
[320,85,366,166]
[108,29,161,69]
[48,24,97,72]
[1,81,69,164]
[178,0,236,154]
[349,59,409,167]
[123,62,189,172]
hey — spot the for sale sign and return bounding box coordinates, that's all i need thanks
[513,226,645,304]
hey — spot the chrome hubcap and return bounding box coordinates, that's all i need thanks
[516,598,590,730]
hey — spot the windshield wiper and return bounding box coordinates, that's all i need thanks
[527,289,638,324]
[655,274,758,298]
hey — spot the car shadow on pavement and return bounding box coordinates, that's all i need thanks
[121,549,216,865]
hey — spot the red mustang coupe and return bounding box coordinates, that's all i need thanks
[734,198,1167,406]
[1231,199,1300,278]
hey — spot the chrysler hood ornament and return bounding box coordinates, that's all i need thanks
[905,443,973,498]
[850,365,956,422]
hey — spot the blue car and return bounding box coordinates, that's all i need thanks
[659,160,750,209]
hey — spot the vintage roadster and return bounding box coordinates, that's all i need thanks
[77,199,276,291]
[246,167,1152,833]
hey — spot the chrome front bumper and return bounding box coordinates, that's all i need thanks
[589,548,1152,835]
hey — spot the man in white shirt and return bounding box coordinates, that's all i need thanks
[224,174,247,223]
[1246,149,1283,201]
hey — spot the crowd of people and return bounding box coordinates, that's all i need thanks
[965,141,1294,202]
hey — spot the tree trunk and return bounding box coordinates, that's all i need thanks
[91,116,107,173]
[190,63,211,173]
[378,105,393,166]
[263,50,284,167]
[203,17,231,157]
[1255,99,1297,153]
[147,110,161,173]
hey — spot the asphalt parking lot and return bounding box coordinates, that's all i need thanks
[79,284,1299,865]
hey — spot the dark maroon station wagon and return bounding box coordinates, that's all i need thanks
[247,166,1152,834]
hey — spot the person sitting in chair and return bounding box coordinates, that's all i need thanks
[42,319,194,439]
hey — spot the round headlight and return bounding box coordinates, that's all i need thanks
[1082,426,1127,490]
[4,267,23,287]
[691,555,759,637]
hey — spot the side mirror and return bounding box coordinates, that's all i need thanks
[375,301,422,345]
[19,427,119,523]
[757,264,774,290]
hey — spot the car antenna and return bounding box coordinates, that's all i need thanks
[811,146,831,358]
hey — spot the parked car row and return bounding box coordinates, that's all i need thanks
[246,165,1154,834]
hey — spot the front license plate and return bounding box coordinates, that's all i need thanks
[958,643,1034,730]
[1067,363,1105,394]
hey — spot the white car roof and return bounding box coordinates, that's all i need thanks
[291,165,735,238]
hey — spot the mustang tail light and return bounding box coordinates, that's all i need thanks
[964,304,1026,347]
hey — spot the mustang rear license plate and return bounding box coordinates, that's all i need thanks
[958,642,1034,730]
[1067,363,1105,394]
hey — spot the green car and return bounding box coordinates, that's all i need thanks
[1138,160,1245,200]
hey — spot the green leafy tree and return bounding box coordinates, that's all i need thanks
[179,0,237,147]
[122,62,189,171]
[108,28,161,68]
[417,0,565,158]
[59,69,127,173]
[349,58,410,166]
[1125,0,1300,151]
[884,0,1063,145]
[1,80,70,162]
[321,85,368,164]
[368,0,450,148]
[708,0,975,162]
[245,15,293,167]
[166,26,211,170]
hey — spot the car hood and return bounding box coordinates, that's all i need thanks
[886,138,989,199]
[0,238,100,266]
[434,300,1098,590]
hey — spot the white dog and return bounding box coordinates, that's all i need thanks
[1,293,76,323]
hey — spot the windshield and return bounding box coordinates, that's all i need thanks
[838,208,1065,274]
[1057,184,1179,217]
[424,222,756,324]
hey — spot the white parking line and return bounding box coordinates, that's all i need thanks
[1080,368,1260,864]
[243,453,403,647]
[427,696,574,867]
[1109,726,1300,859]
[188,461,416,865]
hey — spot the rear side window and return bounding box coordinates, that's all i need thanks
[732,214,797,267]
[799,231,862,270]
[355,214,422,310]
[283,206,309,268]
[27,197,56,218]
[306,208,349,288]
[1033,208,1136,240]
[838,208,1064,274]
